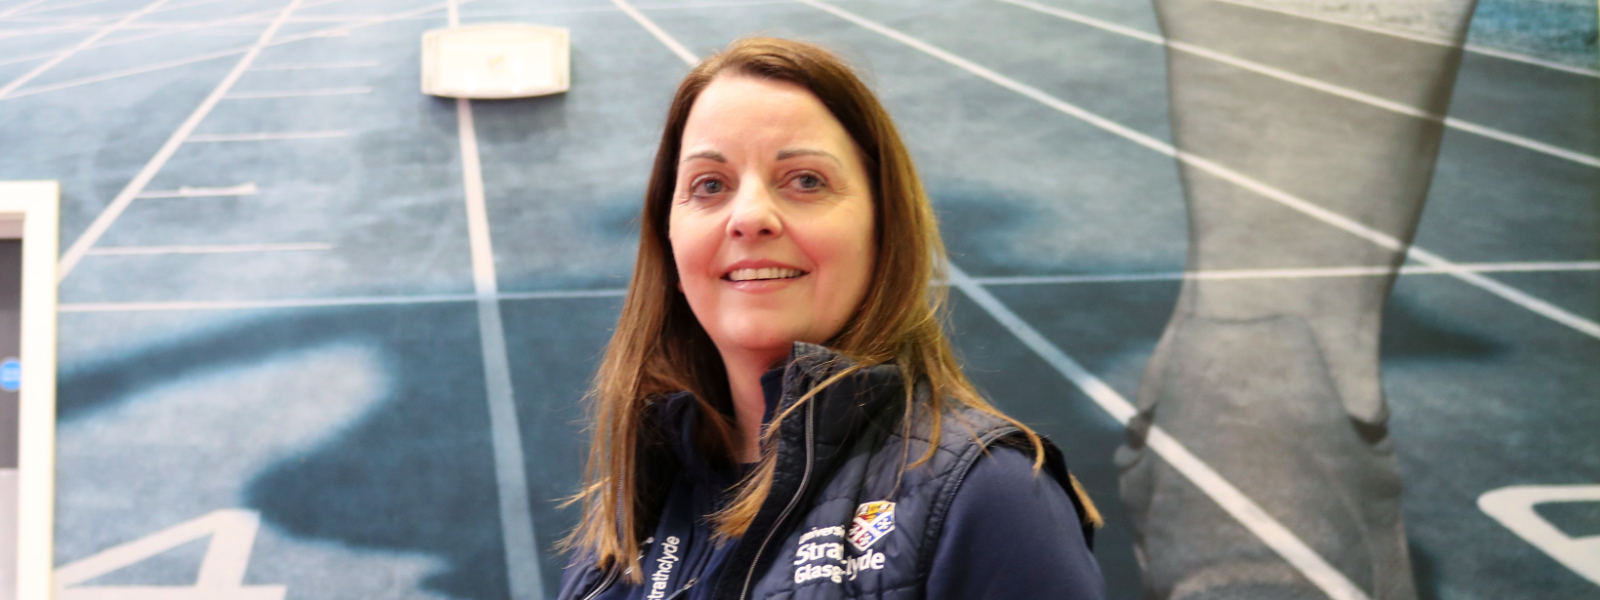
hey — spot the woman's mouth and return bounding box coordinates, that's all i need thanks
[723,267,807,282]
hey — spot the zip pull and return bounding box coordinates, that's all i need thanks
[578,566,620,600]
[665,577,698,600]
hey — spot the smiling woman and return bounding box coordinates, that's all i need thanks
[671,73,877,464]
[557,38,1105,600]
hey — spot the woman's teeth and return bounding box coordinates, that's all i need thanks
[726,267,805,282]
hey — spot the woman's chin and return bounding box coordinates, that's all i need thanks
[722,328,812,360]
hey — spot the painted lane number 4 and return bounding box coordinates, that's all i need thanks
[1479,485,1600,587]
[54,510,286,599]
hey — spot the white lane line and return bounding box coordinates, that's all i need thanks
[266,1,463,42]
[447,0,543,597]
[1478,485,1600,586]
[183,29,261,37]
[0,51,54,68]
[0,0,175,98]
[9,0,117,16]
[482,289,621,301]
[247,59,378,70]
[998,0,1600,169]
[997,0,1164,43]
[3,0,111,18]
[223,86,372,98]
[1411,249,1600,338]
[1441,118,1598,167]
[798,0,1600,342]
[137,182,259,198]
[1208,0,1600,78]
[0,13,122,21]
[265,0,817,22]
[83,242,332,255]
[112,20,251,28]
[610,0,696,65]
[54,0,308,281]
[1195,146,1600,339]
[54,510,284,598]
[49,260,1600,310]
[0,13,110,20]
[0,0,52,19]
[187,13,432,22]
[630,0,811,9]
[274,13,409,20]
[152,0,227,11]
[2,46,252,99]
[971,261,1600,285]
[186,130,348,142]
[1464,44,1600,78]
[19,0,228,22]
[2,0,226,27]
[57,289,628,312]
[945,263,1373,600]
[0,0,347,54]
[0,17,114,38]
[0,0,457,101]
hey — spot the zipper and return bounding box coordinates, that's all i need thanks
[665,577,698,600]
[580,489,638,600]
[737,398,816,600]
[580,479,633,600]
[669,506,714,600]
[659,496,709,600]
[578,565,620,600]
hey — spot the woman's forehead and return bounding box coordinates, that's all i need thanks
[680,75,855,159]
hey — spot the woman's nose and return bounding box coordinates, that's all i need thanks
[726,185,783,240]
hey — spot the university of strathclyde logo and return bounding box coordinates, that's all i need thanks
[848,501,895,551]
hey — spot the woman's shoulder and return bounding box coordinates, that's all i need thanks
[863,399,1059,503]
[899,399,1102,541]
[926,443,1107,599]
[893,394,1026,443]
[954,444,1068,506]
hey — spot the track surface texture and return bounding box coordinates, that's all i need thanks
[0,0,1595,599]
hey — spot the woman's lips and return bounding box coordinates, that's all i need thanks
[723,267,807,282]
[722,271,808,292]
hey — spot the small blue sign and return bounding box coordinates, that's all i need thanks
[0,358,19,392]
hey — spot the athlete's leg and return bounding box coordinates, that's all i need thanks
[1117,1,1478,598]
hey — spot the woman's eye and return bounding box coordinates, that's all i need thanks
[694,178,725,195]
[793,173,824,191]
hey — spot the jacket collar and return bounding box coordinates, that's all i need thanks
[647,342,906,492]
[773,342,905,457]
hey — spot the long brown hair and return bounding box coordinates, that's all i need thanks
[563,37,1098,579]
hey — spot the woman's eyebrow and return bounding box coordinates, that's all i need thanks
[680,150,727,164]
[775,148,842,166]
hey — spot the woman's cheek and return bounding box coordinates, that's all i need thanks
[809,208,875,317]
[668,213,715,296]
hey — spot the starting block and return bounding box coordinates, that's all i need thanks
[422,24,570,99]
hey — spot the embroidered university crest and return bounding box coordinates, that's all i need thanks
[848,501,895,551]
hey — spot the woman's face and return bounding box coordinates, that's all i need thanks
[669,74,876,366]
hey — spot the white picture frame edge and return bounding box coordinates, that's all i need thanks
[0,181,59,600]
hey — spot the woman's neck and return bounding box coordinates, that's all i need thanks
[721,347,786,463]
